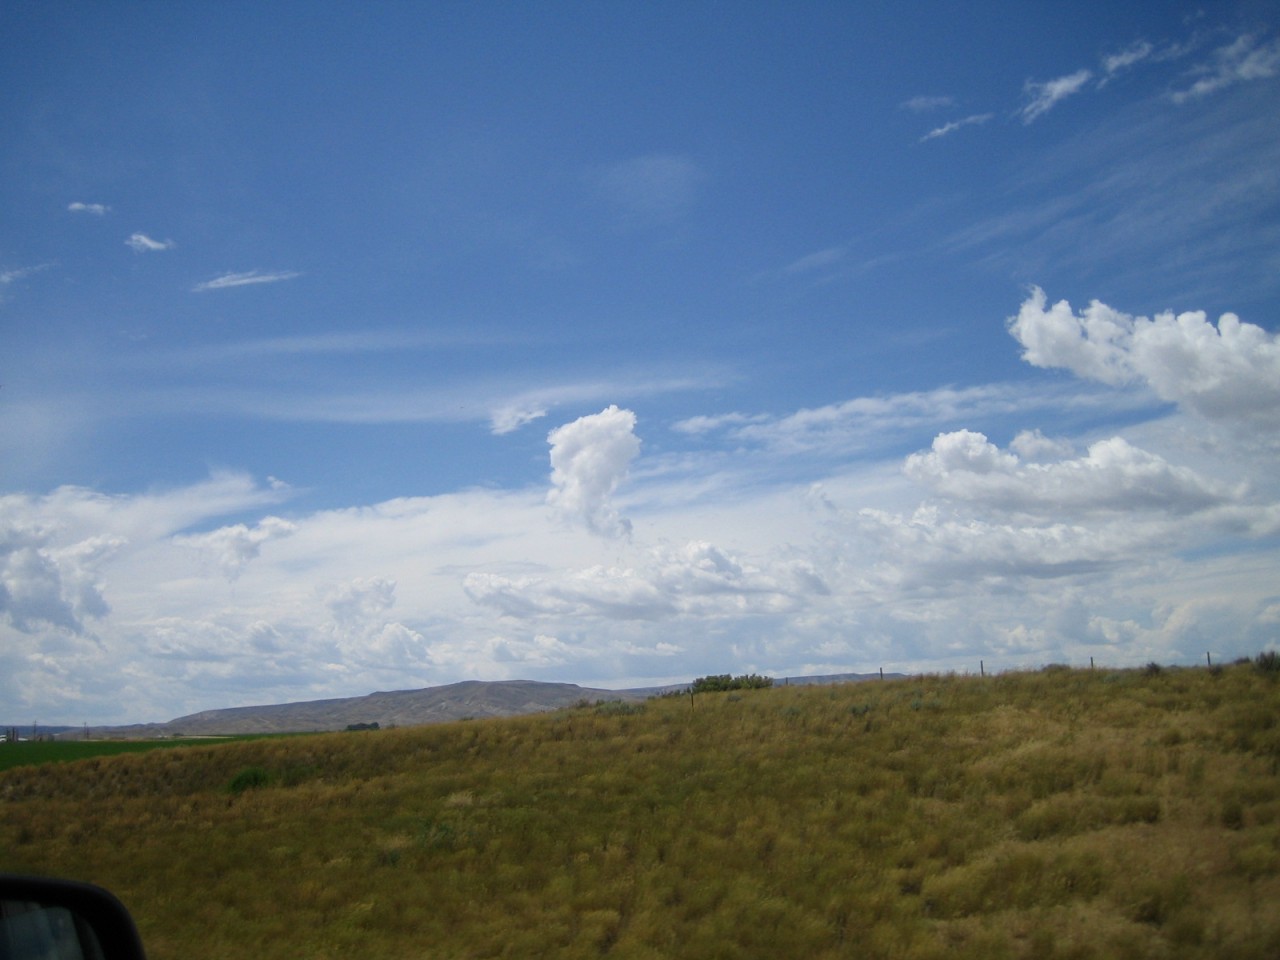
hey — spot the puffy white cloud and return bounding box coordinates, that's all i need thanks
[1020,69,1093,123]
[905,430,1237,517]
[547,405,640,538]
[324,576,397,628]
[175,516,297,580]
[1009,287,1280,433]
[0,473,289,639]
[464,540,827,623]
[1009,429,1075,463]
[68,202,109,215]
[0,536,115,635]
[0,498,121,635]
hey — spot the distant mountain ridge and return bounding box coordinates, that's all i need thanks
[58,672,897,738]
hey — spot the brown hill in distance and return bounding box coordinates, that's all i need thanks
[73,680,644,738]
[61,673,895,739]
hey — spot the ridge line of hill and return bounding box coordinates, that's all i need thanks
[51,673,895,738]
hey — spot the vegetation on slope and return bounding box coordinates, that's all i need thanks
[2,662,1279,959]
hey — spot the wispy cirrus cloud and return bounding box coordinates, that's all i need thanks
[68,202,110,215]
[0,263,53,303]
[126,233,175,252]
[782,246,847,274]
[671,380,1140,459]
[1020,69,1093,123]
[193,270,301,292]
[901,95,954,112]
[920,113,994,142]
[1101,40,1154,82]
[489,373,717,435]
[1172,33,1280,102]
[1,263,52,286]
[591,153,703,226]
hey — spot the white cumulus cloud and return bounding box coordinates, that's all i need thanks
[464,540,826,623]
[1009,287,1280,433]
[0,506,120,635]
[175,516,297,580]
[905,430,1238,517]
[547,405,641,538]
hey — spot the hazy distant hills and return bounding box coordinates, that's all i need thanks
[53,672,895,739]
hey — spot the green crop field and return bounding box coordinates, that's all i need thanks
[1,738,218,774]
[0,734,304,774]
[3,660,1279,959]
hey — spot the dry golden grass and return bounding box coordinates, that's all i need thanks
[2,662,1279,958]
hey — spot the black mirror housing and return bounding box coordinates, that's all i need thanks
[0,875,146,960]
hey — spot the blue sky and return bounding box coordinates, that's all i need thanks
[3,1,1279,724]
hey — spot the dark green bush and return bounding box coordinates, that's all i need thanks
[228,766,271,794]
[1255,651,1280,675]
[690,673,774,693]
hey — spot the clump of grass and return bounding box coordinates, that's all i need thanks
[593,699,645,717]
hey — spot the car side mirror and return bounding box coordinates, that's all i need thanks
[0,875,146,960]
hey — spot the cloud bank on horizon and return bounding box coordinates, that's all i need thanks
[1,2,1277,723]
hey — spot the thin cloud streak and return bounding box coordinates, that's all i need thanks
[126,233,175,252]
[193,270,301,292]
[902,95,954,112]
[1020,69,1093,123]
[1101,40,1154,79]
[920,113,994,142]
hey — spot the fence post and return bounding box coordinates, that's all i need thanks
[980,660,985,677]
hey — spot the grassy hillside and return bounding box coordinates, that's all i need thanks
[2,663,1279,959]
